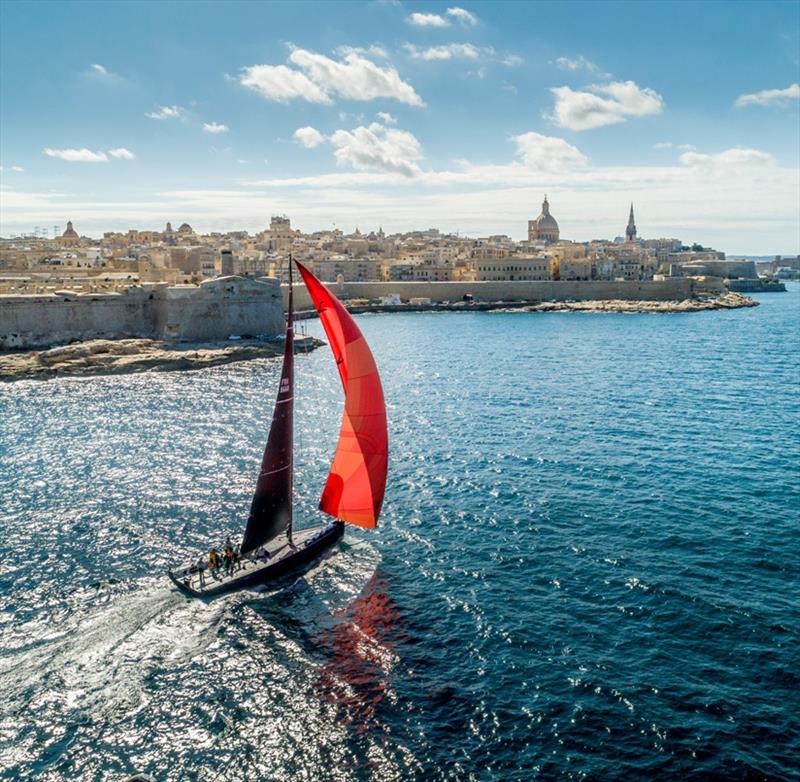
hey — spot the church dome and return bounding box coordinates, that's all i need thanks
[59,220,80,245]
[178,222,193,234]
[534,212,559,233]
[528,195,560,244]
[62,220,79,239]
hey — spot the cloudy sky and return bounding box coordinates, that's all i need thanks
[1,0,798,253]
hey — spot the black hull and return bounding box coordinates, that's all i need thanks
[168,521,344,599]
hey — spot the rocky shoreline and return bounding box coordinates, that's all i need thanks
[0,293,758,382]
[491,291,758,314]
[0,336,322,383]
[335,291,759,317]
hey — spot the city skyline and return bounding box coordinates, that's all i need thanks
[1,0,799,253]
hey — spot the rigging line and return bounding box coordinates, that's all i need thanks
[258,464,291,478]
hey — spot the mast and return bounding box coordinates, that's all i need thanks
[286,255,294,545]
[239,255,295,555]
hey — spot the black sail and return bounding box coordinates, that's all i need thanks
[240,272,294,555]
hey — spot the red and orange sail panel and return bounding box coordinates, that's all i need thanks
[296,262,388,528]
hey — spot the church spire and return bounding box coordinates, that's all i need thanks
[626,202,637,242]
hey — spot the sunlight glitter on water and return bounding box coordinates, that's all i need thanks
[1,286,799,780]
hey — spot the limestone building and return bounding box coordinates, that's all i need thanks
[475,255,550,281]
[527,196,560,244]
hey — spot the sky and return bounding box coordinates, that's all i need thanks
[0,0,798,253]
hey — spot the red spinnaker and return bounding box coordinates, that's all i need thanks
[296,262,388,528]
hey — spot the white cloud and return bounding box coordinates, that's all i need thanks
[404,42,482,61]
[679,147,775,169]
[549,80,664,130]
[336,44,389,59]
[239,64,330,103]
[554,55,599,72]
[108,148,136,159]
[503,54,523,67]
[259,128,585,184]
[146,105,184,120]
[734,83,800,108]
[512,131,587,171]
[43,148,108,163]
[239,48,423,106]
[290,48,423,105]
[406,7,478,27]
[0,165,25,173]
[446,7,478,25]
[654,142,696,151]
[407,12,450,27]
[376,111,397,125]
[330,121,423,176]
[203,122,229,134]
[5,147,798,253]
[84,63,131,87]
[294,126,326,148]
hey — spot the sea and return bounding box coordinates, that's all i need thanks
[1,284,798,782]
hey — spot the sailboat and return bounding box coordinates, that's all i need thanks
[168,259,388,598]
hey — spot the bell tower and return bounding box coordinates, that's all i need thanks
[626,203,637,242]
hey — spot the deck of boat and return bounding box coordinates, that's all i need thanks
[169,522,343,598]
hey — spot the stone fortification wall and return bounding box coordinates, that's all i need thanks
[680,260,757,279]
[0,276,283,350]
[0,288,156,350]
[157,277,284,342]
[283,278,698,310]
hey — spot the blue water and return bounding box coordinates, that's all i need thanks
[1,286,799,781]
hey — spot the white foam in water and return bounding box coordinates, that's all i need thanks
[0,578,227,721]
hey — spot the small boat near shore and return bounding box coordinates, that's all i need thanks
[168,258,388,598]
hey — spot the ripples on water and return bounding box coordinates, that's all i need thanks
[1,287,799,781]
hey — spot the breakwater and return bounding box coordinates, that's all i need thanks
[282,277,722,309]
[293,291,755,318]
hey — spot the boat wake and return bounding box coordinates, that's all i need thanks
[2,538,381,725]
[0,534,386,779]
[0,578,226,723]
